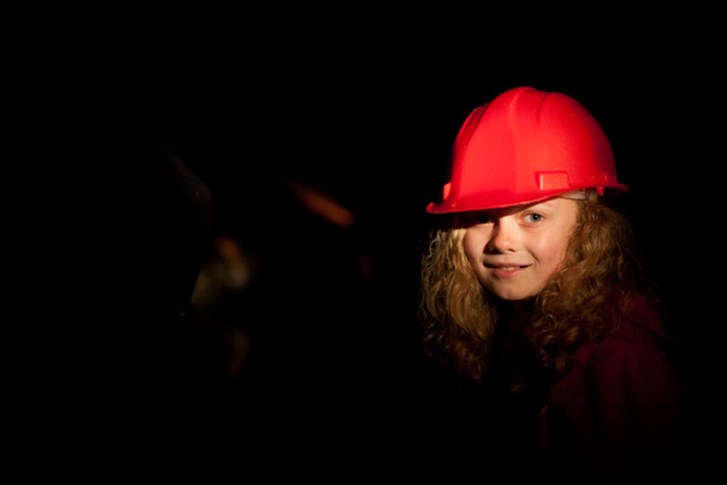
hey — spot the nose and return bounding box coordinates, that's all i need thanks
[487,217,520,253]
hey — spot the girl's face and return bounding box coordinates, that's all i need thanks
[462,197,580,301]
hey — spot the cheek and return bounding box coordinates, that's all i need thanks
[462,229,487,265]
[532,233,571,268]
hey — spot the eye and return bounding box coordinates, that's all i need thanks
[473,212,495,225]
[456,211,494,227]
[524,212,544,223]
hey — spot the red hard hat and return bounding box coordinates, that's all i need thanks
[427,86,628,214]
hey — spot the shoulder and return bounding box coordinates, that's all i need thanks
[548,292,678,392]
[570,293,681,395]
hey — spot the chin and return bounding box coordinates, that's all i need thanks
[489,286,539,301]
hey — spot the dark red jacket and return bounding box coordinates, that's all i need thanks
[535,294,682,480]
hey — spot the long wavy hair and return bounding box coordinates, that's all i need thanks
[419,197,655,381]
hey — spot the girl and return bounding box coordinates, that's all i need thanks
[420,86,682,480]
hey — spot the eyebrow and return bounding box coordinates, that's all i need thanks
[522,200,557,212]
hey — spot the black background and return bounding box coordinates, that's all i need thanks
[18,13,722,474]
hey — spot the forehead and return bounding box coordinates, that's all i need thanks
[485,197,577,217]
[450,197,581,228]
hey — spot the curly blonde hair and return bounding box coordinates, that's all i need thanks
[420,198,653,381]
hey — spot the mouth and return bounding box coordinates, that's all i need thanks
[485,263,529,271]
[485,263,530,278]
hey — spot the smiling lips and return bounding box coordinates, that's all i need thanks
[485,262,530,277]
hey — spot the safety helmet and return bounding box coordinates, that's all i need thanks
[427,86,628,214]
